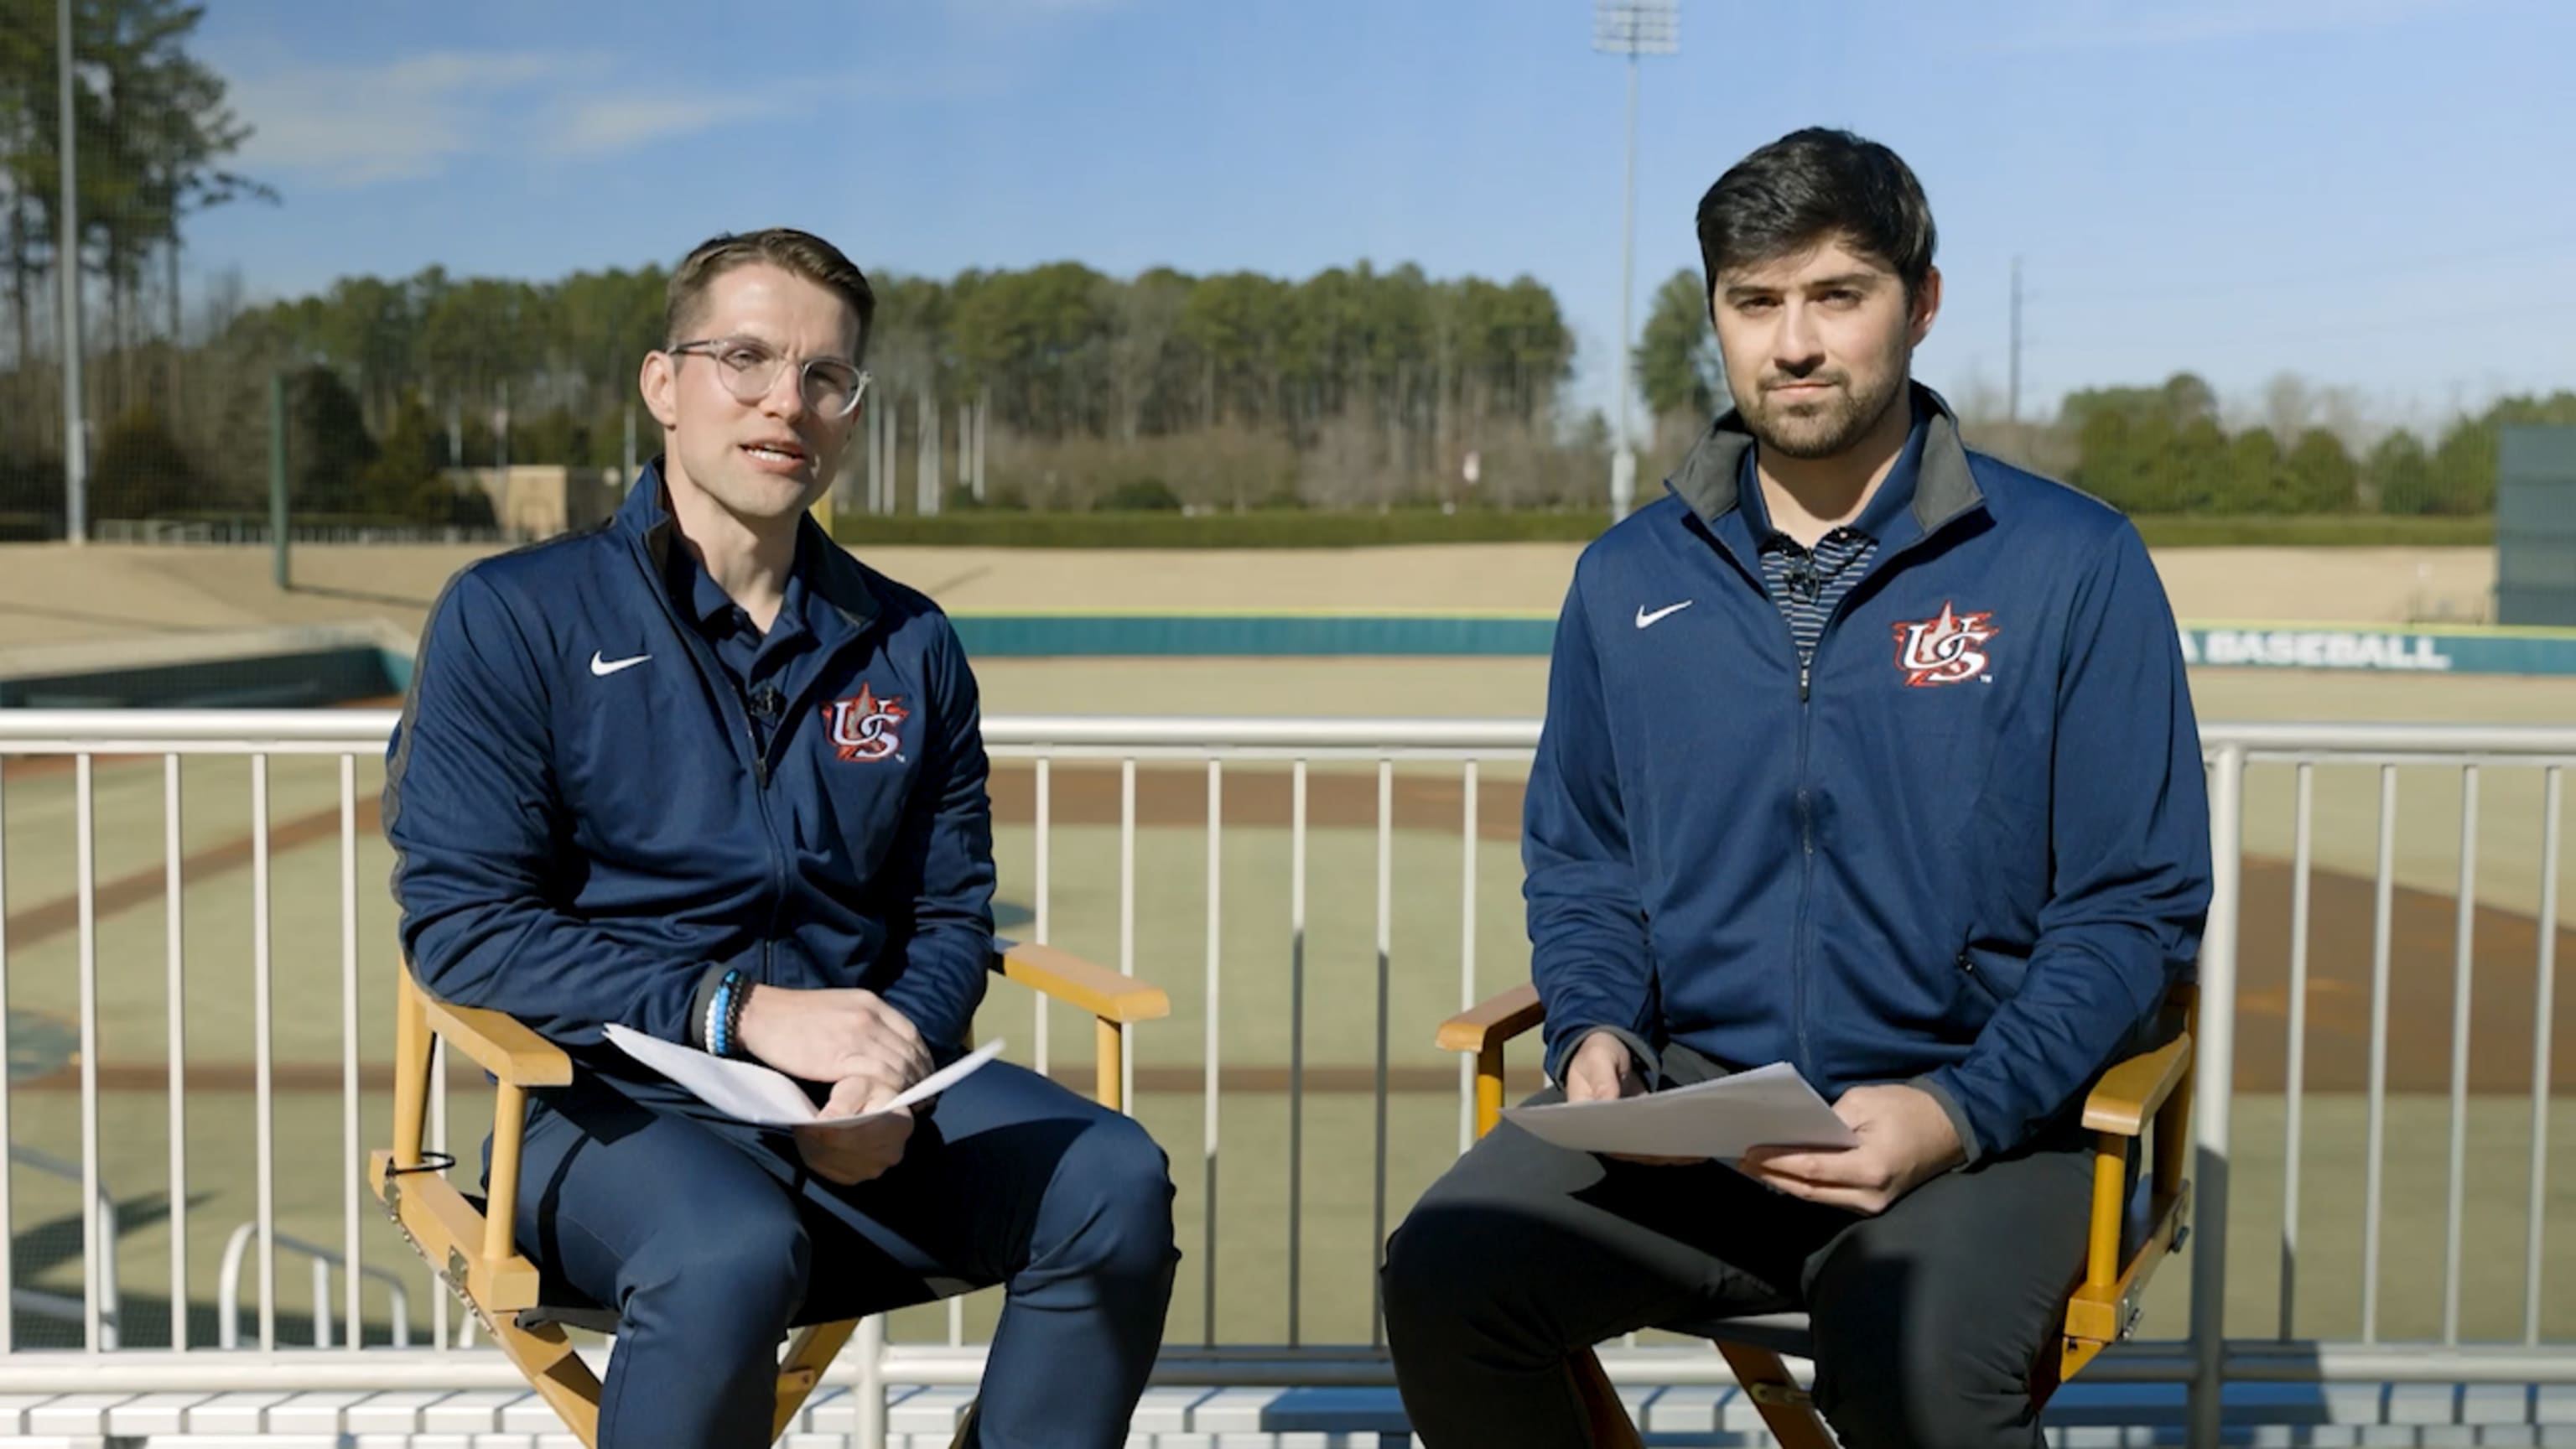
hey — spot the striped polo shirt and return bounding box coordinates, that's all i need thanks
[1759,526,1877,667]
[1734,435,1919,672]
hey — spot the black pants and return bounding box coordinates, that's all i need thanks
[1381,1060,2093,1449]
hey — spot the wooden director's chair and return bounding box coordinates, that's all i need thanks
[1436,981,2195,1449]
[367,938,1170,1449]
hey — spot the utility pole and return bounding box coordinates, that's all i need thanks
[917,389,939,515]
[57,0,86,544]
[865,394,882,514]
[268,371,288,589]
[974,387,989,502]
[2007,256,2023,428]
[1593,1,1678,523]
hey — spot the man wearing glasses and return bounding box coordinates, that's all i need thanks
[383,229,1178,1448]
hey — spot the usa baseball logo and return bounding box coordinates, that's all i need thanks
[822,683,909,762]
[1891,602,1998,688]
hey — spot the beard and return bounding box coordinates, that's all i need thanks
[1737,351,1910,461]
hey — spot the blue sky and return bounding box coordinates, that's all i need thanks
[184,0,2576,439]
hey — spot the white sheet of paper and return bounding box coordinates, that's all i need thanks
[1500,1062,1858,1160]
[600,1025,1005,1130]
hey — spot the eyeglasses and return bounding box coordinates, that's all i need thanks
[666,336,871,418]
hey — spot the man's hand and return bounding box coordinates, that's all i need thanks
[1563,1031,1699,1166]
[1562,1030,1647,1104]
[1737,1083,1965,1214]
[792,1075,915,1185]
[736,984,932,1103]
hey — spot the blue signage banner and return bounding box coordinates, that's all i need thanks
[947,612,1558,658]
[935,612,2576,678]
[2177,624,2576,677]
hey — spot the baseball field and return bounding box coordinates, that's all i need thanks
[0,538,2567,1359]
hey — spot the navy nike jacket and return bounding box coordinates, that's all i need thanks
[1526,387,2210,1161]
[383,465,996,1066]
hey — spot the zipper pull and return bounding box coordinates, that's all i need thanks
[1799,662,1811,702]
[754,756,771,788]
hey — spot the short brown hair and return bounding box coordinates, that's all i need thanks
[664,227,876,359]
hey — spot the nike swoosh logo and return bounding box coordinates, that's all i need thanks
[589,651,651,677]
[1634,601,1694,629]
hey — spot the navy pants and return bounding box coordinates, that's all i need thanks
[501,1058,1178,1448]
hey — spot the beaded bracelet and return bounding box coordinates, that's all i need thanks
[720,971,752,1058]
[708,968,748,1058]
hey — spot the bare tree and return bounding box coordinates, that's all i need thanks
[1104,269,1184,444]
[2262,370,2314,446]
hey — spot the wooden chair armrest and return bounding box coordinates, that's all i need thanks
[1437,982,1545,1054]
[2081,1031,2193,1137]
[993,938,1170,1024]
[418,995,574,1088]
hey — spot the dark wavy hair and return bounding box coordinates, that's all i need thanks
[1696,127,1936,302]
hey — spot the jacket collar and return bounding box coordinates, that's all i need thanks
[1665,382,1985,543]
[616,460,880,639]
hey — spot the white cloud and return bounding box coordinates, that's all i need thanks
[948,0,1135,12]
[1990,0,2472,54]
[544,94,790,158]
[229,49,579,187]
[228,46,808,187]
[216,1,1114,193]
[371,50,568,94]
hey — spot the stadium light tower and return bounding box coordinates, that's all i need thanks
[1594,0,1677,523]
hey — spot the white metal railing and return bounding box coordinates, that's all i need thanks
[216,1223,412,1351]
[6,1145,118,1349]
[0,709,2567,1446]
